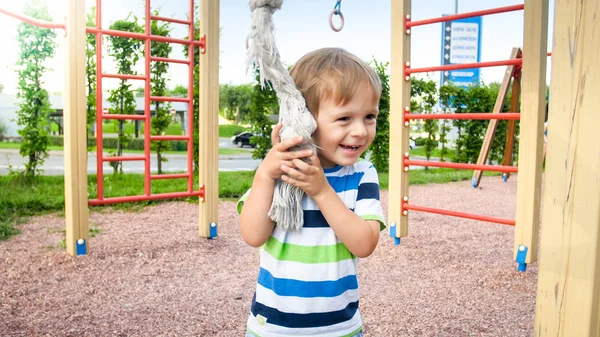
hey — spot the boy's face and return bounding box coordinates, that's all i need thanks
[313,86,379,168]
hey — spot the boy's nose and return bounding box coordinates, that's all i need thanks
[351,122,368,137]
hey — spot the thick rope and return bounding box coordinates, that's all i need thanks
[247,0,317,231]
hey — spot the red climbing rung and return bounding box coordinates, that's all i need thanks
[406,113,520,120]
[103,156,146,162]
[405,160,518,173]
[150,15,190,25]
[406,4,524,28]
[150,173,191,180]
[102,114,146,120]
[407,59,522,75]
[88,191,204,206]
[150,135,190,141]
[150,56,190,65]
[403,203,516,226]
[150,96,191,103]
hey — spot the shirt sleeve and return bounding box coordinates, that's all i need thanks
[354,163,386,231]
[236,188,251,215]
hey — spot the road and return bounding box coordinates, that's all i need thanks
[0,138,262,175]
[0,137,434,175]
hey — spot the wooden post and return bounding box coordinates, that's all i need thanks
[513,0,548,267]
[198,0,220,238]
[471,47,520,188]
[64,0,89,256]
[534,1,600,335]
[388,0,411,242]
[501,67,521,180]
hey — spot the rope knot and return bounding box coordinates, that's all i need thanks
[249,0,283,11]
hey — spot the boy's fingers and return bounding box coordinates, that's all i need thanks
[271,122,283,145]
[291,158,311,172]
[278,136,306,151]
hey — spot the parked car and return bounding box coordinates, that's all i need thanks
[409,138,416,150]
[231,132,255,148]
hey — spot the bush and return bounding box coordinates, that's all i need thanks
[414,137,438,147]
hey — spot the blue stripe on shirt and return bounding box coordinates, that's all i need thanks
[257,267,358,298]
[326,171,364,193]
[251,293,359,328]
[357,182,380,201]
[303,209,354,228]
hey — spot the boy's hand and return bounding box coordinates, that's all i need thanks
[280,155,332,200]
[256,122,314,181]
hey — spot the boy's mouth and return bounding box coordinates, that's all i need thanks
[340,144,362,151]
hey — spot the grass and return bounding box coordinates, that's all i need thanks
[0,142,250,156]
[411,146,456,161]
[0,168,501,241]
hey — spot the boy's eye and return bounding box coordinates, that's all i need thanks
[366,114,377,120]
[337,117,350,122]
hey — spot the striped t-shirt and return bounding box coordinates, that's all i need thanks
[237,161,386,337]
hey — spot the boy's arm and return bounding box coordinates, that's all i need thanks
[239,170,276,247]
[314,188,380,258]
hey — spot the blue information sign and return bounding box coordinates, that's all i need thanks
[440,16,482,88]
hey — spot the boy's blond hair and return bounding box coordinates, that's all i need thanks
[290,48,382,116]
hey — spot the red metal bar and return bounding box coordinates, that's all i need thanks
[144,0,152,197]
[186,0,195,193]
[150,173,191,180]
[405,160,518,173]
[150,14,190,25]
[406,113,520,121]
[150,135,189,141]
[150,56,189,65]
[85,27,204,47]
[102,73,146,81]
[102,114,146,120]
[547,52,552,56]
[95,0,104,200]
[406,4,524,28]
[0,7,65,30]
[407,59,522,75]
[403,203,516,226]
[88,191,204,206]
[103,155,146,162]
[150,96,190,103]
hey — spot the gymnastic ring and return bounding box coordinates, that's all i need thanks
[329,10,344,32]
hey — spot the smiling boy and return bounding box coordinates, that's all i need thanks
[238,47,386,337]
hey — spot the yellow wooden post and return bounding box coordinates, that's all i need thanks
[198,0,220,238]
[513,0,548,268]
[388,0,411,243]
[534,0,600,335]
[501,67,521,180]
[64,0,89,256]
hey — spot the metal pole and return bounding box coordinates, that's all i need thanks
[455,0,458,14]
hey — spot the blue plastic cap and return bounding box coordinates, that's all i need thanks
[394,238,401,246]
[76,239,87,256]
[209,222,218,238]
[471,178,478,188]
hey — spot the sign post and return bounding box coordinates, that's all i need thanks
[440,16,482,88]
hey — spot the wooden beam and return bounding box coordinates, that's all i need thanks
[471,47,520,188]
[198,0,220,238]
[502,67,522,180]
[534,0,600,335]
[513,0,548,266]
[388,0,411,242]
[64,0,89,256]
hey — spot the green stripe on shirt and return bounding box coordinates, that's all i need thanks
[263,236,355,263]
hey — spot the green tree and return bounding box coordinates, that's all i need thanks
[106,15,143,174]
[85,6,97,139]
[411,77,438,164]
[220,83,254,124]
[249,69,278,160]
[0,82,4,94]
[150,10,173,174]
[365,60,390,173]
[14,0,57,177]
[169,84,188,97]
